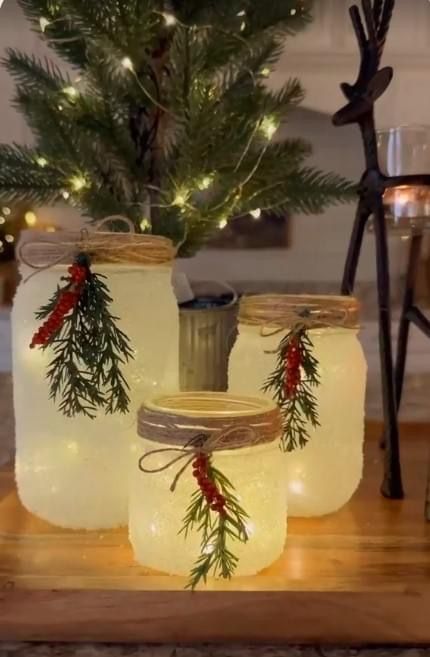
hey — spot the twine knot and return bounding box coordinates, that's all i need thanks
[138,425,257,492]
[17,215,175,283]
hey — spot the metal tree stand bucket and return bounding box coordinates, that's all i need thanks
[179,282,238,392]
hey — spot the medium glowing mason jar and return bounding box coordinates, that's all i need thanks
[12,228,179,530]
[229,295,367,517]
[130,392,286,580]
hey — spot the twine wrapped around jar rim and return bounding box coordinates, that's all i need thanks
[239,294,360,330]
[138,392,282,449]
[17,216,175,269]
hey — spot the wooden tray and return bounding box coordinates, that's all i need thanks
[0,423,429,644]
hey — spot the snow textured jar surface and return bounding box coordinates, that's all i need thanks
[13,227,179,530]
[130,392,286,582]
[229,295,367,517]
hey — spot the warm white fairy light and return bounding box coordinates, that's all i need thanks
[24,211,37,227]
[162,12,177,27]
[260,116,279,141]
[62,190,70,200]
[261,67,271,78]
[140,218,151,231]
[250,208,262,220]
[58,104,64,111]
[240,20,246,31]
[289,479,304,495]
[197,174,214,191]
[236,9,246,16]
[0,217,5,226]
[39,17,50,32]
[290,8,297,15]
[2,207,11,216]
[0,241,4,252]
[173,189,189,207]
[36,156,48,168]
[218,218,228,229]
[121,56,134,72]
[69,175,87,192]
[5,234,14,244]
[63,85,78,99]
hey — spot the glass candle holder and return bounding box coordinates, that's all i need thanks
[12,229,179,530]
[378,125,430,233]
[229,295,367,517]
[129,392,286,580]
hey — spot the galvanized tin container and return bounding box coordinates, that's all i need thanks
[179,284,238,392]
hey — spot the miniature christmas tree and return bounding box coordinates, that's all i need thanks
[0,0,353,252]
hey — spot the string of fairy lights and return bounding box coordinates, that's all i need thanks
[24,4,304,233]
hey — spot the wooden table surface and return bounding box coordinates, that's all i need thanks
[0,374,430,643]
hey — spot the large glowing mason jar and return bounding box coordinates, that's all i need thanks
[229,295,367,517]
[12,228,178,530]
[130,392,286,581]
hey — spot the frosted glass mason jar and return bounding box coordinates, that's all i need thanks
[12,229,179,530]
[130,392,286,579]
[229,295,367,517]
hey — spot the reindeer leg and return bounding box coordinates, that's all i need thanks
[341,198,369,295]
[394,233,423,409]
[379,232,423,448]
[373,196,404,499]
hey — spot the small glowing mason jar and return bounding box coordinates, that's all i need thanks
[229,295,367,517]
[12,228,179,530]
[130,392,286,580]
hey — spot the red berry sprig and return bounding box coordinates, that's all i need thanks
[284,335,302,398]
[192,453,227,516]
[30,263,88,349]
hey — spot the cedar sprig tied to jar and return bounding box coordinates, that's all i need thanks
[262,325,320,452]
[180,438,249,590]
[31,251,134,419]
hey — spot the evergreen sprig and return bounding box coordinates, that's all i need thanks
[181,458,249,590]
[262,327,320,452]
[35,266,134,418]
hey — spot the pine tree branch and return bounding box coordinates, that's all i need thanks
[3,49,71,93]
[0,145,64,204]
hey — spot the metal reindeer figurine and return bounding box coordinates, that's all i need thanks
[333,0,430,501]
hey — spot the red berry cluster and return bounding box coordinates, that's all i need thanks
[284,335,302,398]
[30,264,88,349]
[192,453,227,516]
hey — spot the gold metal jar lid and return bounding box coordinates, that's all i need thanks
[239,294,360,330]
[138,392,282,449]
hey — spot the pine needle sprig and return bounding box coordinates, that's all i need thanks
[33,258,134,418]
[262,327,321,452]
[80,273,134,414]
[180,456,249,590]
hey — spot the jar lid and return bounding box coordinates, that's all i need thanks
[138,392,282,449]
[239,294,360,330]
[18,216,175,268]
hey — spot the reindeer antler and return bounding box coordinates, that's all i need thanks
[342,0,395,100]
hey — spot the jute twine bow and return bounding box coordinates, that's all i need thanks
[17,215,175,282]
[137,393,282,491]
[239,294,360,341]
[138,425,258,492]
